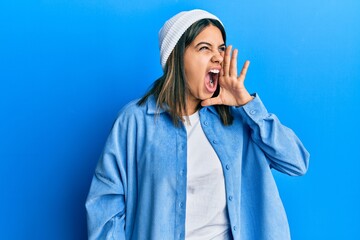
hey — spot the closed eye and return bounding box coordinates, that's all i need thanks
[199,46,210,51]
[195,42,226,52]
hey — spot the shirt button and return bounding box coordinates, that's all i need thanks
[179,202,184,208]
[228,196,233,201]
[203,121,208,126]
[226,164,230,170]
[233,225,237,231]
[212,140,218,144]
[179,170,184,176]
[250,110,256,115]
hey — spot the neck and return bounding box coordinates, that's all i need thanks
[184,101,201,116]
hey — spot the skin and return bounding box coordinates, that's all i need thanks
[183,25,253,115]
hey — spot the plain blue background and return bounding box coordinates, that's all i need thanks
[1,0,359,239]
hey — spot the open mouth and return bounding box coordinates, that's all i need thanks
[209,69,219,87]
[205,69,220,93]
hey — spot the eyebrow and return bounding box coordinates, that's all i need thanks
[195,42,226,48]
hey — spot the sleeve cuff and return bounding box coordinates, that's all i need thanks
[232,93,269,125]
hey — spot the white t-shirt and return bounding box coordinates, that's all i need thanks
[184,111,231,240]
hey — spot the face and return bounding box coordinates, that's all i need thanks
[183,24,225,114]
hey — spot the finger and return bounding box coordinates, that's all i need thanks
[230,48,238,77]
[222,45,232,76]
[239,60,250,81]
[219,68,224,83]
[201,96,223,107]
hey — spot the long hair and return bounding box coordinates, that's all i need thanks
[137,19,233,127]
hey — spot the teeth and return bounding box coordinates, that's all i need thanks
[209,69,220,74]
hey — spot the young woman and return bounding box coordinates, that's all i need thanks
[86,9,310,240]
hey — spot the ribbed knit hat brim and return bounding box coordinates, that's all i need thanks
[158,9,223,70]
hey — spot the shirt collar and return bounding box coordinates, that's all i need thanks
[146,95,219,116]
[205,105,218,115]
[146,96,167,115]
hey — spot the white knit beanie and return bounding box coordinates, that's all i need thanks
[159,9,223,70]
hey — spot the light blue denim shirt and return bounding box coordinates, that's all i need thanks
[85,94,310,240]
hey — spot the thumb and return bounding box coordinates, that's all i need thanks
[201,96,223,107]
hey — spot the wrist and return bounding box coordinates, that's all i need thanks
[236,94,254,106]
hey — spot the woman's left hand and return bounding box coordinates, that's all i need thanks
[201,45,253,107]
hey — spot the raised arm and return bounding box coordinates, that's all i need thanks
[237,94,310,176]
[201,45,309,175]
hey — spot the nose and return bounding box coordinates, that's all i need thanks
[211,51,223,64]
